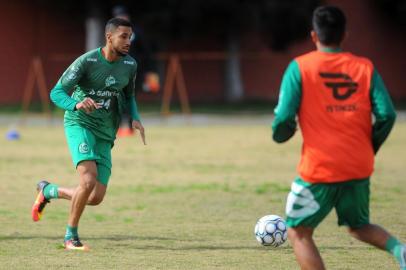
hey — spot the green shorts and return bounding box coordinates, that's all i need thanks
[285,177,370,229]
[64,125,112,185]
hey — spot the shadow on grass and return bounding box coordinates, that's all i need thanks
[118,245,291,251]
[0,234,178,242]
[0,234,374,252]
[99,243,376,252]
[0,234,283,251]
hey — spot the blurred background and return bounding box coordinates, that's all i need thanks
[1,0,406,115]
[1,3,406,269]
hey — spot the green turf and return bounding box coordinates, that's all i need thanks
[0,121,405,269]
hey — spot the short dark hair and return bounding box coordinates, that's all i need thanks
[312,6,346,46]
[105,18,132,33]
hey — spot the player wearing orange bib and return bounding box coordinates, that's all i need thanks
[272,6,405,270]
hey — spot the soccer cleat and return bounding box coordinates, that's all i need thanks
[64,238,90,251]
[31,180,50,222]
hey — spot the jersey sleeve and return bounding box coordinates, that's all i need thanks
[124,64,141,121]
[272,60,302,143]
[59,56,87,90]
[370,69,396,153]
[50,56,87,111]
[49,83,78,111]
[123,64,137,99]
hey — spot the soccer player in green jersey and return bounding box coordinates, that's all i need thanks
[31,18,146,251]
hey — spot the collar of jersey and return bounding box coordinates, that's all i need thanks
[98,47,121,65]
[319,47,343,53]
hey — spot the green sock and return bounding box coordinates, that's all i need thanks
[64,225,78,241]
[43,184,59,199]
[385,236,405,267]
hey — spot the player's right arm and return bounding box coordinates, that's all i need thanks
[50,56,99,113]
[272,60,302,143]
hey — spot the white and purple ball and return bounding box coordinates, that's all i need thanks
[254,214,287,247]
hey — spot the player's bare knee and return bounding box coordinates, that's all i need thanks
[288,227,314,242]
[287,228,297,242]
[88,194,104,205]
[347,226,365,239]
[79,173,97,192]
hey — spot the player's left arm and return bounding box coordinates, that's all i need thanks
[370,69,397,153]
[124,66,146,145]
[272,60,302,143]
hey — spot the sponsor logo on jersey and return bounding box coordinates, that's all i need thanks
[319,72,358,100]
[86,58,97,62]
[88,89,119,97]
[319,72,359,112]
[66,66,79,81]
[326,104,357,112]
[105,75,116,87]
[79,142,89,154]
[124,60,135,65]
[67,73,76,80]
[97,90,119,97]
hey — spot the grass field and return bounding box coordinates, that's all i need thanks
[0,117,405,269]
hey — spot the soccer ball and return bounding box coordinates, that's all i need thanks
[254,214,287,247]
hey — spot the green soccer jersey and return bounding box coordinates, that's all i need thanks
[50,48,140,141]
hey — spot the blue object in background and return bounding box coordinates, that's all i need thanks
[6,129,20,140]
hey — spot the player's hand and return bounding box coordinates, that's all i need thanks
[132,120,146,145]
[75,98,101,113]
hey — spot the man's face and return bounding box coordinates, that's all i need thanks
[107,26,132,56]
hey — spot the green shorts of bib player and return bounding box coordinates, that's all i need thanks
[65,124,112,186]
[285,177,370,228]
